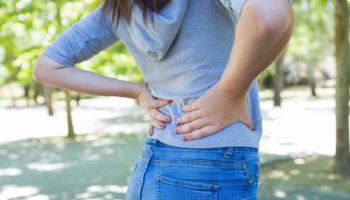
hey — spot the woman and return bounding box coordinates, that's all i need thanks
[33,0,294,199]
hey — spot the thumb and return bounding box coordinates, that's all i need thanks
[149,98,172,109]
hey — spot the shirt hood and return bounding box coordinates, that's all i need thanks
[124,0,190,61]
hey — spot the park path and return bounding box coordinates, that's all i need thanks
[0,92,336,158]
[1,92,346,199]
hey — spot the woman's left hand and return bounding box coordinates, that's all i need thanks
[175,82,255,141]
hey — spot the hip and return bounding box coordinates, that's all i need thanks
[126,138,261,200]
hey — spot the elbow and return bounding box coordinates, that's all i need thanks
[248,0,295,38]
[32,54,64,84]
[32,56,46,83]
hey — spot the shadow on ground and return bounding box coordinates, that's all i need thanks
[1,133,350,200]
[259,155,350,200]
[0,133,145,200]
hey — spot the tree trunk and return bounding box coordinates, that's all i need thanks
[33,81,40,105]
[334,0,350,175]
[65,90,76,138]
[23,84,30,106]
[273,50,286,107]
[54,3,75,138]
[307,62,317,97]
[9,83,16,107]
[43,85,54,116]
[74,93,81,106]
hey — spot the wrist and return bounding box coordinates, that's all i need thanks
[115,81,144,100]
[121,81,145,100]
[217,78,248,98]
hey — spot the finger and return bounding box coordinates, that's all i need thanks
[148,124,154,137]
[149,108,172,122]
[149,98,172,109]
[182,101,200,112]
[182,125,216,141]
[176,109,202,125]
[150,118,166,129]
[176,118,207,134]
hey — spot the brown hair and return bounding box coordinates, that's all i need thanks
[102,0,171,26]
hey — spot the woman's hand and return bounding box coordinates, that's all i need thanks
[134,83,173,137]
[175,82,255,141]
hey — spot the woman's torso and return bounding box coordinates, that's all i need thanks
[116,0,263,148]
[42,0,262,148]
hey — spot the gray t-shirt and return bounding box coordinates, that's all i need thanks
[44,0,283,148]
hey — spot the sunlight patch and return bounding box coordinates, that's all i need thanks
[26,194,50,200]
[0,168,22,177]
[0,185,39,199]
[86,185,127,193]
[75,185,128,199]
[274,189,287,198]
[294,158,306,165]
[27,162,70,171]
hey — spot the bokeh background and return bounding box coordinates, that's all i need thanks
[1,0,350,199]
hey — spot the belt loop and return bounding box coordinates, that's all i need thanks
[146,138,158,146]
[223,147,234,158]
[143,139,155,158]
[155,139,161,146]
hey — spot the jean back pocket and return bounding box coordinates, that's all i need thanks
[157,175,219,200]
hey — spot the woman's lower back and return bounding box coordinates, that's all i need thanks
[149,80,263,149]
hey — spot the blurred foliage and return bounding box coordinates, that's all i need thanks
[0,0,143,95]
[288,0,333,66]
[259,0,334,86]
[0,0,347,97]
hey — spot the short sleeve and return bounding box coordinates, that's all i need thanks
[219,0,293,20]
[218,0,248,20]
[43,6,118,67]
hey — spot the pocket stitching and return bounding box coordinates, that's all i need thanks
[157,175,220,191]
[150,159,245,168]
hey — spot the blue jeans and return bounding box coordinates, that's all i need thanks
[126,138,260,200]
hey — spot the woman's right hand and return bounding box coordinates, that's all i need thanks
[134,83,173,137]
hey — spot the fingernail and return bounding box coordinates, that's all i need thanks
[167,100,173,103]
[175,120,180,125]
[182,136,187,141]
[175,128,179,134]
[252,126,256,131]
[160,124,165,129]
[165,118,171,122]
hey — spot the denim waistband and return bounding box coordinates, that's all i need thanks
[145,138,258,153]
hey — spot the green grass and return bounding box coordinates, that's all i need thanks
[1,134,350,200]
[259,155,350,200]
[0,133,146,200]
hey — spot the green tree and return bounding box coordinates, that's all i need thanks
[272,50,287,107]
[0,0,143,137]
[334,0,350,175]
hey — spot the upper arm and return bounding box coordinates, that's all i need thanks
[43,6,119,68]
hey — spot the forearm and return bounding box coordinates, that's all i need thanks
[218,0,295,95]
[33,54,142,99]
